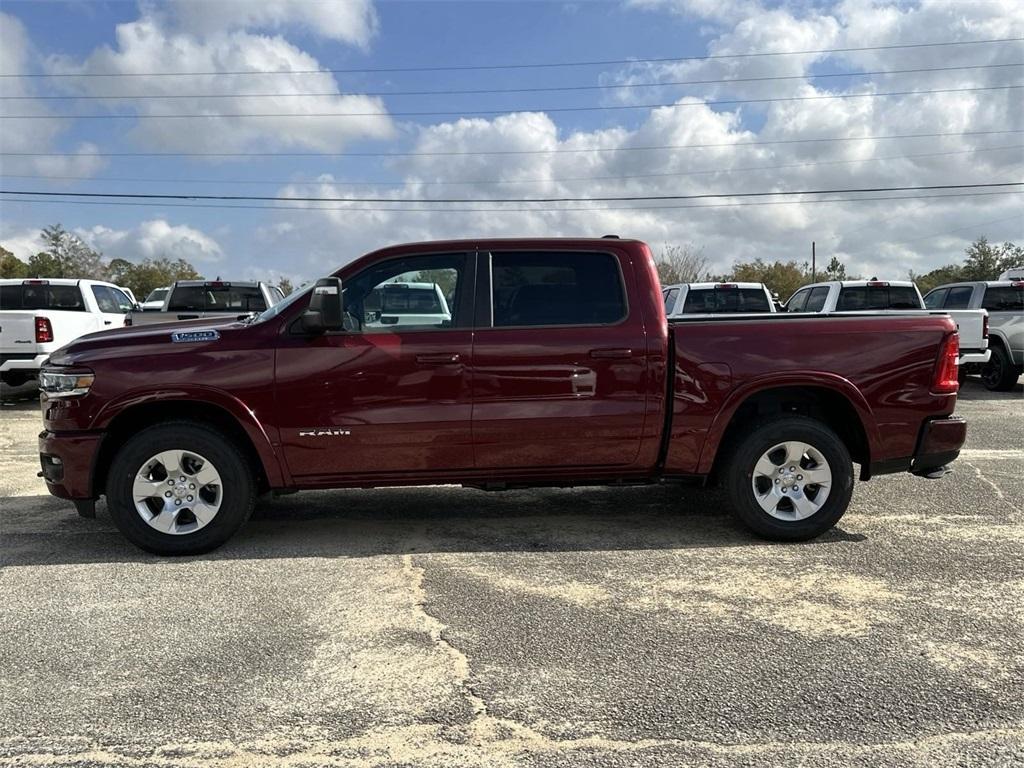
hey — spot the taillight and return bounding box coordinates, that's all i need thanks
[932,332,959,394]
[982,313,989,339]
[35,316,54,343]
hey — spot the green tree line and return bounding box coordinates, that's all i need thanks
[1,224,298,300]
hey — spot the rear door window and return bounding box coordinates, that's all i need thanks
[681,287,771,313]
[663,288,679,314]
[804,286,830,312]
[982,286,1024,312]
[490,251,626,327]
[0,283,85,311]
[943,286,973,309]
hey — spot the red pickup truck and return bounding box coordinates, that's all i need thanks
[38,238,966,555]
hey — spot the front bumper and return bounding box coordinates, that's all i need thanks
[867,416,967,479]
[38,430,104,500]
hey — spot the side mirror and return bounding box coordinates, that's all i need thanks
[301,277,344,334]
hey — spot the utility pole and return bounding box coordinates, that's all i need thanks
[812,241,816,282]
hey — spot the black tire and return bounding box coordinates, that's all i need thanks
[106,421,255,555]
[723,416,854,541]
[982,344,1019,392]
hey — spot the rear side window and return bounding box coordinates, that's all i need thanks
[663,288,679,314]
[681,287,771,313]
[0,283,85,311]
[804,286,830,312]
[837,285,921,310]
[982,286,1024,312]
[943,286,973,309]
[491,251,626,327]
[168,285,267,312]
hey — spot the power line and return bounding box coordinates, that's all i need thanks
[2,85,1017,119]
[4,145,1019,188]
[4,129,1020,158]
[3,182,1019,205]
[0,190,1016,214]
[4,36,1019,78]
[3,62,1018,100]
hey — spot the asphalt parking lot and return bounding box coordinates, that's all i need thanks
[1,378,1022,768]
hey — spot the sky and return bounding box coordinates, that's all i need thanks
[0,0,1021,286]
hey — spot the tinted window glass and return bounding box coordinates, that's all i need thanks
[681,287,771,313]
[92,285,132,313]
[344,253,463,332]
[663,288,679,314]
[943,286,973,309]
[167,285,267,312]
[982,286,1024,312]
[145,288,168,304]
[786,289,810,312]
[837,285,921,310]
[0,283,85,311]
[491,252,626,327]
[804,286,830,312]
[923,288,947,309]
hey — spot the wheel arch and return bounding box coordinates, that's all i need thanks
[92,391,288,497]
[700,375,879,480]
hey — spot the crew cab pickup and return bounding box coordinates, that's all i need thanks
[126,280,284,326]
[663,282,775,316]
[37,239,967,555]
[0,278,134,387]
[923,280,1024,391]
[786,280,990,367]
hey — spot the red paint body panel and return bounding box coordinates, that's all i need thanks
[37,238,964,503]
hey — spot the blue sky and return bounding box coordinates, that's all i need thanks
[1,0,1021,284]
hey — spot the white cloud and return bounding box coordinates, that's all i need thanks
[76,220,225,263]
[0,12,107,178]
[44,8,394,154]
[169,0,379,49]
[0,227,44,261]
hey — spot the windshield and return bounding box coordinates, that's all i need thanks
[251,283,313,324]
[145,288,168,303]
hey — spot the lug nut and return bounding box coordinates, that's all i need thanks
[774,479,779,484]
[164,491,172,498]
[187,495,193,502]
[189,484,195,490]
[167,479,174,485]
[179,476,186,482]
[789,466,796,472]
[782,487,788,493]
[797,475,803,480]
[174,499,182,506]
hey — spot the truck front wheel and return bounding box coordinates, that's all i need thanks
[106,422,255,555]
[724,416,854,541]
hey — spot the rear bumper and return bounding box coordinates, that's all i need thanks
[959,349,991,366]
[0,353,47,373]
[38,430,104,500]
[867,416,967,479]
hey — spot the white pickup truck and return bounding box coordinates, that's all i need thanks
[923,280,1023,391]
[0,278,134,387]
[785,280,990,368]
[662,282,776,316]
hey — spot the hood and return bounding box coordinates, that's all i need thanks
[47,315,249,367]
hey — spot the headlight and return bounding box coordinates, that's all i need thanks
[39,369,95,398]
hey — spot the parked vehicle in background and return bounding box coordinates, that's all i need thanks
[364,281,452,329]
[787,280,990,368]
[0,278,133,387]
[38,238,966,555]
[923,280,1024,391]
[663,282,775,316]
[118,287,139,307]
[998,267,1024,281]
[127,280,283,326]
[141,287,169,311]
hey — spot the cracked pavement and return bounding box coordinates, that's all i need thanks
[1,378,1022,767]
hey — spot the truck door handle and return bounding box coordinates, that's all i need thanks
[103,320,113,325]
[589,348,632,359]
[416,353,461,365]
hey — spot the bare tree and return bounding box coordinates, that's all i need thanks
[655,243,709,285]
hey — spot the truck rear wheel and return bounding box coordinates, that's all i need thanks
[982,345,1019,392]
[724,416,854,541]
[106,421,255,555]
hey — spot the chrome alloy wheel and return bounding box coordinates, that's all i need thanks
[132,450,223,535]
[751,440,832,521]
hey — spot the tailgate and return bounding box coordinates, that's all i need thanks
[0,312,39,355]
[944,310,988,351]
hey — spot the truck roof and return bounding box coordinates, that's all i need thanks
[799,280,916,289]
[664,282,766,291]
[171,280,263,287]
[0,278,121,288]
